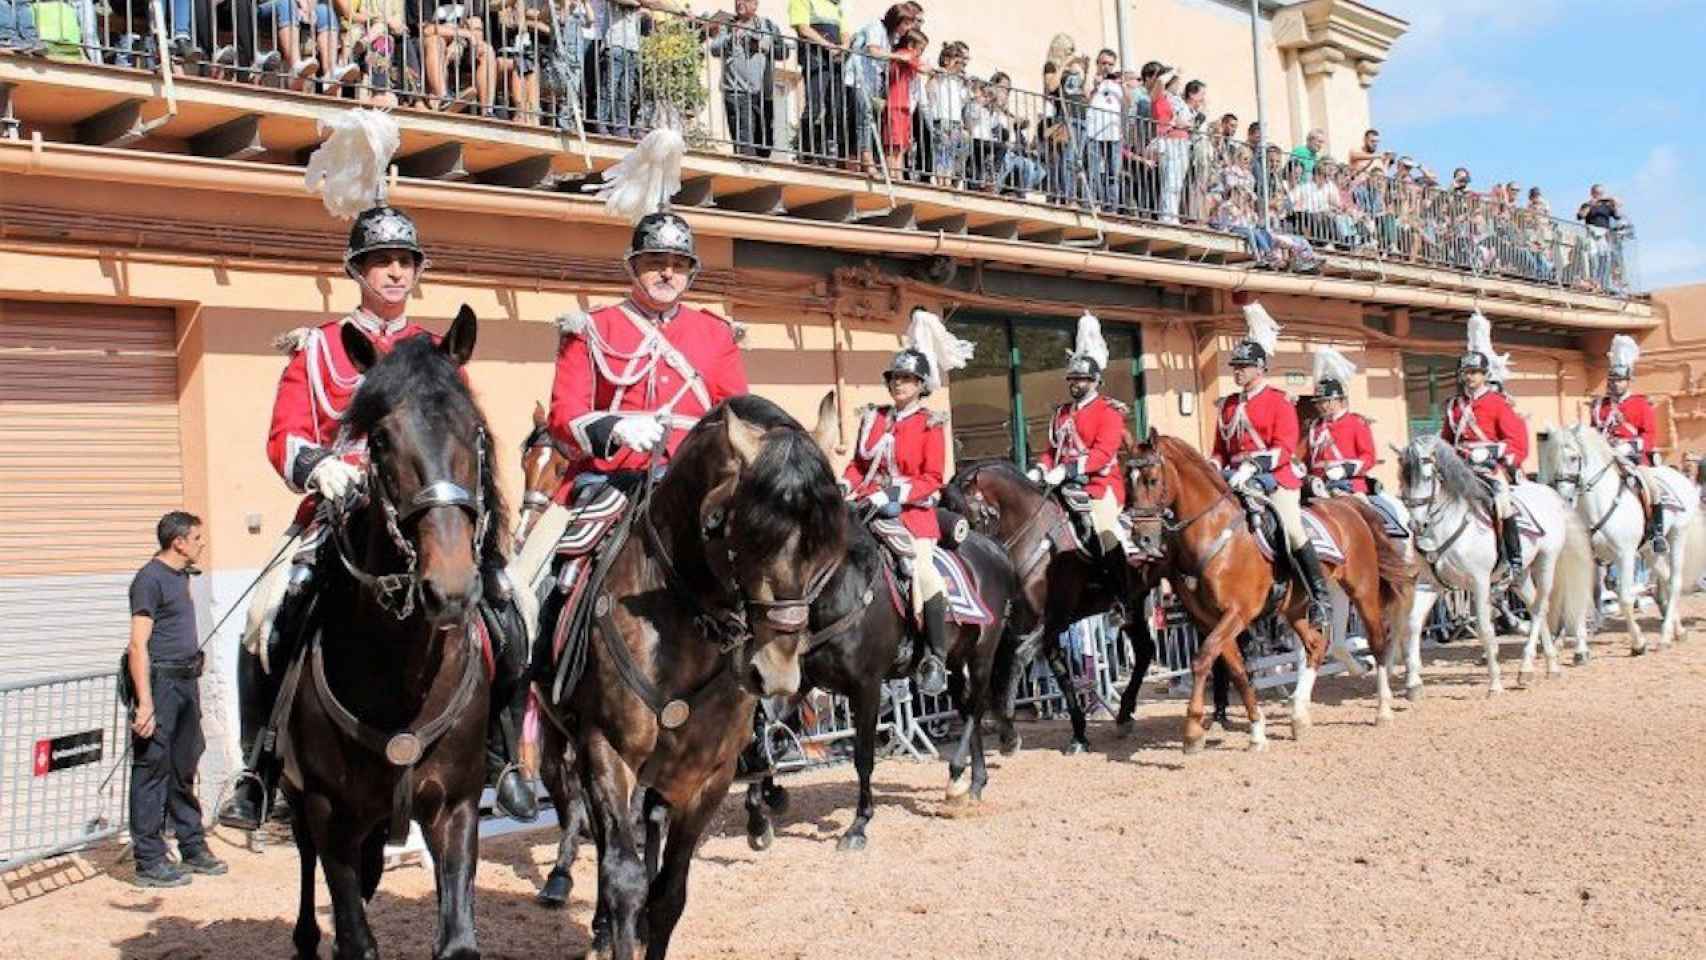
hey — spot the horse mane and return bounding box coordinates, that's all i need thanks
[1405,435,1492,513]
[1569,422,1618,468]
[722,395,846,559]
[346,335,509,549]
[1154,434,1229,493]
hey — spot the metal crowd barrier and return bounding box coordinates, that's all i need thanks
[0,670,131,872]
[0,3,1636,296]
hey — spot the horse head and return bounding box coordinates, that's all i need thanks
[1125,429,1186,560]
[947,461,1041,541]
[342,305,501,625]
[686,396,848,698]
[516,400,571,551]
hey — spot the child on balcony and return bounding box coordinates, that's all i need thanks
[882,27,926,176]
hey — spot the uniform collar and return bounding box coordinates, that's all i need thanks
[1462,385,1490,402]
[347,308,408,338]
[1325,408,1348,423]
[623,298,680,326]
[1073,390,1100,410]
[892,401,925,421]
[1241,382,1268,401]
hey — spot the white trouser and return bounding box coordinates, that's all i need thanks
[1088,488,1132,555]
[1487,473,1513,519]
[911,536,945,615]
[242,535,296,673]
[1270,486,1309,550]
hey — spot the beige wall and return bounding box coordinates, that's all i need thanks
[1634,284,1706,459]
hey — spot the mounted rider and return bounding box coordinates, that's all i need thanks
[843,308,974,697]
[1210,301,1331,630]
[221,110,537,829]
[1028,311,1144,567]
[1591,334,1666,552]
[1303,346,1376,497]
[1439,311,1528,583]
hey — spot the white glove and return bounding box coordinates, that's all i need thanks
[1228,461,1257,489]
[865,490,891,510]
[1043,465,1067,486]
[1325,464,1347,481]
[838,478,855,499]
[1026,465,1044,483]
[1469,446,1491,465]
[307,457,363,501]
[612,415,666,454]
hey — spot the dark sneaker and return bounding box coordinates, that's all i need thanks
[169,34,201,64]
[133,861,190,888]
[915,653,948,697]
[492,766,539,822]
[179,848,228,876]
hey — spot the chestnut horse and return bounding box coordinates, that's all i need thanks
[1125,433,1414,752]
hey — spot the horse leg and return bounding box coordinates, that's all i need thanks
[743,780,775,852]
[944,703,978,804]
[1327,585,1365,676]
[1209,656,1231,730]
[421,796,481,960]
[1114,615,1155,735]
[584,735,646,960]
[1657,537,1684,648]
[1217,639,1266,751]
[291,797,321,959]
[641,790,666,889]
[966,636,995,802]
[310,810,380,960]
[537,723,581,908]
[1473,578,1503,695]
[1044,635,1091,755]
[1618,546,1649,655]
[837,680,882,851]
[1288,613,1329,741]
[1183,615,1248,754]
[642,769,733,960]
[1345,570,1393,726]
[1405,584,1438,702]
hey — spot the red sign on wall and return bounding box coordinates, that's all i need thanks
[33,730,104,776]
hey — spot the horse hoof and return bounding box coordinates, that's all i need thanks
[1517,670,1534,687]
[1375,710,1394,727]
[998,732,1022,756]
[835,831,868,853]
[537,870,570,909]
[1487,686,1504,698]
[1115,718,1134,739]
[1062,740,1088,756]
[1406,685,1424,703]
[1631,644,1647,657]
[945,769,972,801]
[747,822,774,852]
[1547,665,1563,678]
[1182,735,1205,755]
[1574,650,1591,666]
[1247,736,1268,753]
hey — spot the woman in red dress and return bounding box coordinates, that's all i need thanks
[884,29,928,172]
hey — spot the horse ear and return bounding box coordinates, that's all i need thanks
[1146,427,1160,446]
[1387,443,1405,458]
[341,321,379,374]
[441,304,478,367]
[724,407,767,467]
[810,390,841,457]
[533,400,548,427]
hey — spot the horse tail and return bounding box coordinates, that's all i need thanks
[1681,511,1706,592]
[1547,510,1596,634]
[1345,499,1417,618]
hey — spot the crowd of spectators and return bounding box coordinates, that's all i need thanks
[0,0,1632,294]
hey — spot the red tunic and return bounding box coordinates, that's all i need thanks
[547,302,748,498]
[1037,393,1127,505]
[844,404,946,539]
[1211,384,1302,489]
[1440,388,1528,470]
[266,314,432,492]
[1303,411,1376,494]
[1589,392,1657,460]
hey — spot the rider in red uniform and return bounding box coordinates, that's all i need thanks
[844,347,952,696]
[222,204,538,828]
[547,212,749,493]
[1303,351,1376,496]
[1591,334,1665,551]
[1210,316,1331,629]
[1032,352,1142,566]
[1440,350,1529,582]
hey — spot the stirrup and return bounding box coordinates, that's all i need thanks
[217,769,271,831]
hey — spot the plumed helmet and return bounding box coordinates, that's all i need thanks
[628,211,697,264]
[1607,334,1638,380]
[1316,377,1347,399]
[1458,350,1491,374]
[1066,354,1102,380]
[884,348,934,392]
[1229,339,1268,368]
[345,205,424,273]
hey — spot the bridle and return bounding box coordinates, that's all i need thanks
[1550,434,1624,536]
[693,487,842,644]
[1399,449,1478,568]
[1125,452,1235,539]
[332,427,489,621]
[518,423,568,529]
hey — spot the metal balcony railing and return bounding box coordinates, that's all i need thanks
[0,0,1637,298]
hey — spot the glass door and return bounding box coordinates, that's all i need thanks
[1403,353,1458,440]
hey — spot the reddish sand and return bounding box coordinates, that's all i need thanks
[5,608,1705,960]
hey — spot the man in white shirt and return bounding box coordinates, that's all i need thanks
[1085,48,1125,211]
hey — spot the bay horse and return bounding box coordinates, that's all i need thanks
[942,461,1158,754]
[1125,432,1414,751]
[743,504,1019,851]
[536,395,848,960]
[282,309,501,960]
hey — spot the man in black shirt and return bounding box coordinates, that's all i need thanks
[127,511,227,888]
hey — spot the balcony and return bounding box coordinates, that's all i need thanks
[0,5,1648,328]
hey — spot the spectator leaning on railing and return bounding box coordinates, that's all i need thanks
[882,26,927,175]
[1084,48,1125,210]
[706,0,786,157]
[1578,183,1626,293]
[790,0,851,165]
[1291,127,1324,178]
[926,40,970,186]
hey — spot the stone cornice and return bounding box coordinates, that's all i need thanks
[1273,0,1408,81]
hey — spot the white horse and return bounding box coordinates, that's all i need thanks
[1393,436,1595,696]
[1536,424,1706,655]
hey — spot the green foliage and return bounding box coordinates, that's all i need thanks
[640,15,709,120]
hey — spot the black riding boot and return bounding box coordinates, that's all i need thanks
[1648,509,1669,554]
[1291,543,1331,632]
[217,645,278,830]
[916,595,950,696]
[1501,515,1525,583]
[483,568,539,822]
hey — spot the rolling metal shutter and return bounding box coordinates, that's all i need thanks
[0,301,184,684]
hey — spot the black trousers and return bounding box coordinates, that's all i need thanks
[798,41,844,163]
[725,89,773,158]
[129,673,208,867]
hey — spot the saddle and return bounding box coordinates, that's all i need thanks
[865,514,995,628]
[1244,499,1347,566]
[538,474,641,700]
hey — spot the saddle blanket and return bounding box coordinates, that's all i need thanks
[553,485,631,556]
[870,518,994,626]
[1649,470,1695,513]
[1366,493,1409,540]
[1253,507,1347,566]
[1510,493,1545,541]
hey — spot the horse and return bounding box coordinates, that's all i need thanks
[534,394,847,960]
[942,460,1157,754]
[280,308,501,960]
[743,498,1019,852]
[516,401,571,552]
[1537,424,1706,655]
[1124,433,1414,751]
[1393,435,1595,696]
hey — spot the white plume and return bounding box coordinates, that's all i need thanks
[1607,334,1640,371]
[303,109,401,220]
[1071,311,1109,370]
[1466,309,1512,381]
[1312,345,1356,387]
[905,307,976,393]
[1242,301,1281,356]
[588,122,686,224]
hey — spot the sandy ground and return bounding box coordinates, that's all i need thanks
[5,606,1706,960]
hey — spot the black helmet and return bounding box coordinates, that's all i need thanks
[1066,355,1102,380]
[883,349,933,393]
[628,211,698,265]
[1458,351,1491,374]
[345,205,424,274]
[1316,377,1346,399]
[1229,339,1268,368]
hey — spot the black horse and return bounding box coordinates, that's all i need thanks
[280,309,501,960]
[534,395,847,960]
[942,460,1159,753]
[742,508,1019,852]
